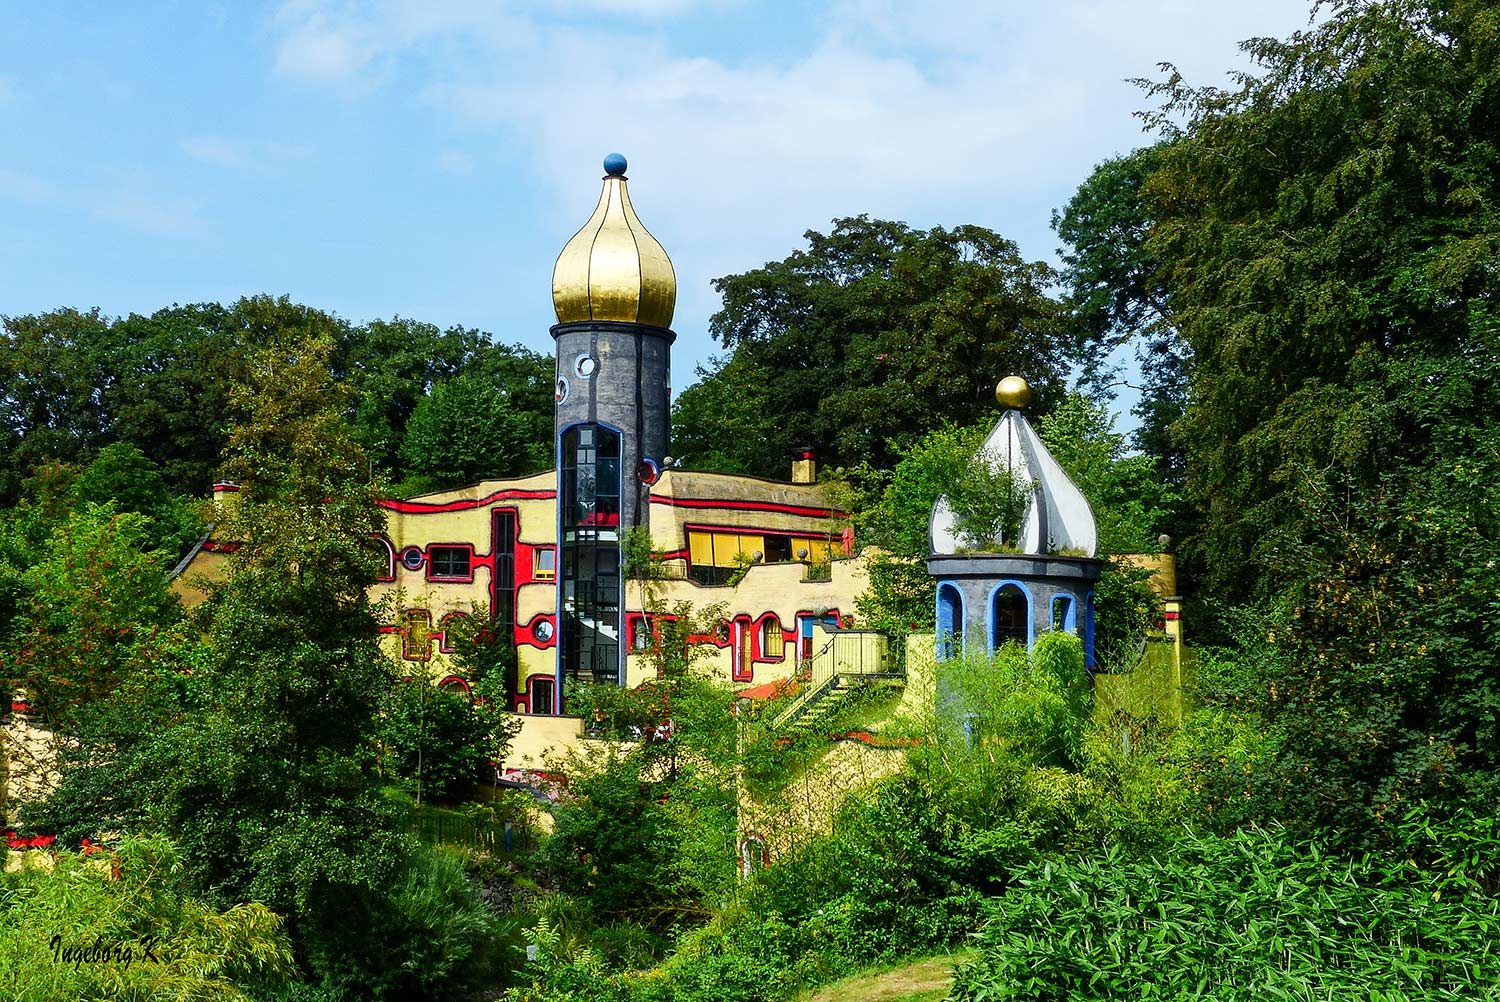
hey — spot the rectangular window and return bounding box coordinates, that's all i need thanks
[429,545,472,580]
[534,547,557,580]
[529,676,555,715]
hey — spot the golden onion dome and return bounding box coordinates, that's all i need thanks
[995,375,1033,409]
[552,153,677,329]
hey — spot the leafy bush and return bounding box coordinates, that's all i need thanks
[951,825,1500,1001]
[294,844,515,1000]
[379,675,490,801]
[938,634,1090,769]
[0,835,295,1002]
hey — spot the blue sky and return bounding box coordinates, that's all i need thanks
[1,0,1316,407]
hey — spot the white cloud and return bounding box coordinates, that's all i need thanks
[180,136,310,170]
[94,195,198,238]
[265,0,1319,356]
[434,149,477,176]
[0,168,53,202]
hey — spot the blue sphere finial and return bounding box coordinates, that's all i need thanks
[603,152,627,177]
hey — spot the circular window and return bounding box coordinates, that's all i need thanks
[637,458,660,485]
[532,619,555,643]
[400,547,425,570]
[555,376,570,404]
[574,354,597,378]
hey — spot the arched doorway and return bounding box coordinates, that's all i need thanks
[991,583,1029,650]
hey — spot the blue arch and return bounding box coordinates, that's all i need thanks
[1050,591,1079,633]
[986,579,1034,653]
[935,581,965,661]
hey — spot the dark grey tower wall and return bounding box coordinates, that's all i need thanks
[551,320,673,534]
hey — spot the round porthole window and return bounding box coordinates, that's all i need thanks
[637,458,660,485]
[400,547,425,570]
[532,619,555,643]
[555,376,570,404]
[574,354,597,378]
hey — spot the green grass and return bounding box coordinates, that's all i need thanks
[797,951,975,1002]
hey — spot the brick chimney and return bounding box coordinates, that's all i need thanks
[791,448,817,485]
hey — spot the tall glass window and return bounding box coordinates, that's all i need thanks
[560,425,622,686]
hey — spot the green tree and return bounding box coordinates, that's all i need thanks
[398,369,547,491]
[670,354,776,474]
[379,676,490,802]
[108,302,248,495]
[945,452,1033,551]
[0,308,121,502]
[1053,143,1189,484]
[72,442,205,562]
[692,216,1069,476]
[1137,0,1500,606]
[855,423,984,637]
[1130,0,1500,833]
[8,504,182,728]
[335,317,476,476]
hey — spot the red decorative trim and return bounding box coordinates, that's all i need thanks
[626,613,650,653]
[753,612,787,662]
[211,482,241,493]
[380,488,556,514]
[731,614,754,682]
[437,611,470,653]
[438,675,472,698]
[524,674,557,714]
[654,496,842,519]
[679,522,840,541]
[833,731,926,748]
[1165,610,1181,621]
[654,547,689,561]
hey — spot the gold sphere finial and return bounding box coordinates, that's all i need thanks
[995,375,1032,409]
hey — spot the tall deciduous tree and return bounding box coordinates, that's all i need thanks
[1139,0,1499,606]
[1134,0,1500,832]
[108,302,248,495]
[0,308,121,502]
[397,369,547,492]
[690,216,1068,476]
[1053,144,1190,485]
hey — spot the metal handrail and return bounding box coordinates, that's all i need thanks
[769,630,890,728]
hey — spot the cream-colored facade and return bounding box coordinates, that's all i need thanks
[174,463,872,771]
[368,465,866,713]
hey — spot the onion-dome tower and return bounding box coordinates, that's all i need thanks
[550,153,675,690]
[927,376,1104,667]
